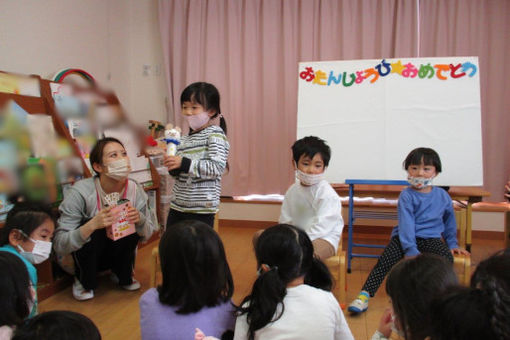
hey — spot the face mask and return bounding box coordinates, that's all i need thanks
[105,158,131,180]
[407,176,433,189]
[296,169,324,186]
[187,111,211,130]
[17,237,52,265]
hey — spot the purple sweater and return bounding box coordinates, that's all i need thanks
[139,288,235,340]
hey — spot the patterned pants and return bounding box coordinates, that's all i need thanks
[362,236,453,296]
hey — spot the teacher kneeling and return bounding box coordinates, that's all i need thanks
[54,137,155,301]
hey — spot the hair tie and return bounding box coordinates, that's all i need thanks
[257,263,278,276]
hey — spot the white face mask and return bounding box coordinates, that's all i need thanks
[407,176,433,189]
[17,237,52,265]
[187,111,211,130]
[296,169,324,186]
[105,158,131,180]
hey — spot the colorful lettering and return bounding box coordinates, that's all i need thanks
[355,71,364,84]
[402,63,418,78]
[449,63,466,79]
[342,72,356,87]
[328,71,342,85]
[418,63,434,79]
[312,70,328,85]
[364,68,379,83]
[462,62,477,77]
[375,59,391,76]
[299,67,315,82]
[434,64,450,80]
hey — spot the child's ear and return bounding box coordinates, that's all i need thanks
[8,229,23,247]
[207,110,216,118]
[92,162,104,174]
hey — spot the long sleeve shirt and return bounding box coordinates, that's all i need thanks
[392,186,458,257]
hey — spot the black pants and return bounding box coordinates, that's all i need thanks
[73,229,140,290]
[362,236,453,296]
[166,208,215,229]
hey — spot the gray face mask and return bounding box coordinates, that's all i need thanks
[105,158,131,181]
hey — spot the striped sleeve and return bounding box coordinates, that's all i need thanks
[189,130,229,179]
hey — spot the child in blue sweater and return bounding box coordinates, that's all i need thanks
[348,147,470,314]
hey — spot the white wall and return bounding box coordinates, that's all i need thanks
[0,0,169,125]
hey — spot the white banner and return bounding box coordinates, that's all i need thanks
[297,57,483,186]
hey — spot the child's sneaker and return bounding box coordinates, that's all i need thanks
[348,291,370,314]
[72,278,94,301]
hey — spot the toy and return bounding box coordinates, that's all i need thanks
[163,124,181,156]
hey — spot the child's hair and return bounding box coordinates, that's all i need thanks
[385,254,458,340]
[429,285,508,340]
[0,201,55,246]
[403,147,442,173]
[89,137,125,175]
[291,136,331,167]
[238,224,332,340]
[12,310,101,340]
[0,252,32,327]
[157,220,233,314]
[181,82,227,134]
[469,249,510,340]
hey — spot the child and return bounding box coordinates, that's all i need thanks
[471,248,510,293]
[371,254,458,340]
[0,252,34,339]
[429,285,509,340]
[0,201,55,316]
[54,137,156,301]
[349,147,469,314]
[235,224,353,340]
[163,82,229,228]
[139,220,235,340]
[279,136,343,260]
[12,310,101,340]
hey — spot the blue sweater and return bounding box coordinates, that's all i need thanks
[391,186,458,256]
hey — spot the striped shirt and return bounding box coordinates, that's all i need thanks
[170,125,229,214]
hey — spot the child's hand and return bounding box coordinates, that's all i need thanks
[163,155,182,170]
[93,207,114,229]
[377,307,393,338]
[194,328,219,340]
[451,247,470,256]
[126,206,141,224]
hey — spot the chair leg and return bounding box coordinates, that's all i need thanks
[339,251,347,309]
[150,247,159,288]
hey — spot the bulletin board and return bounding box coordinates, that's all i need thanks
[297,57,483,186]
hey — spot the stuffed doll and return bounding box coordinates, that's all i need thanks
[163,124,181,156]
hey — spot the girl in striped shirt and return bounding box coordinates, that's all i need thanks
[163,82,229,228]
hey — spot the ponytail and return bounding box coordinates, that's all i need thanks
[219,115,227,135]
[238,269,286,340]
[304,257,333,291]
[480,278,510,340]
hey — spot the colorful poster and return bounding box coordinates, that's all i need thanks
[297,57,482,186]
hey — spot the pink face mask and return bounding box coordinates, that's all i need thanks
[187,112,211,130]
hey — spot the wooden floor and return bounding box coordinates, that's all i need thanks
[40,226,505,340]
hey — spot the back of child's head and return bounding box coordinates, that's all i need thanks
[12,310,101,340]
[0,201,55,246]
[180,82,227,134]
[471,248,510,294]
[403,147,442,173]
[0,252,32,327]
[291,136,331,167]
[385,254,458,340]
[157,220,233,314]
[429,285,508,340]
[239,224,332,340]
